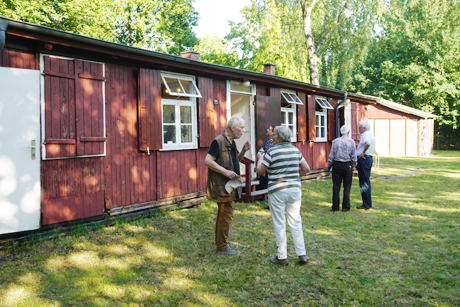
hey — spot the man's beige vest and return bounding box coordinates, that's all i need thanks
[207,131,236,202]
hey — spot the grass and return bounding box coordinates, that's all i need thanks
[1,150,459,306]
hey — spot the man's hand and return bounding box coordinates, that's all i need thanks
[243,141,251,151]
[225,170,238,179]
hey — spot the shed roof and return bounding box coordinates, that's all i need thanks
[363,94,438,119]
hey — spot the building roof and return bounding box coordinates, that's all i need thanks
[0,16,377,103]
[366,95,438,119]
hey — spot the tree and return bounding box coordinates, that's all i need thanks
[298,0,384,86]
[0,0,199,55]
[352,0,460,129]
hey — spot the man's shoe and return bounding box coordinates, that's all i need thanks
[356,205,370,210]
[269,256,288,265]
[217,247,240,255]
[298,255,309,264]
[342,208,350,212]
[228,242,238,250]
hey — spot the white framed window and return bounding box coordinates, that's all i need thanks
[281,91,304,105]
[315,97,334,110]
[315,96,331,142]
[315,110,327,141]
[161,72,199,150]
[280,89,299,142]
[161,72,202,98]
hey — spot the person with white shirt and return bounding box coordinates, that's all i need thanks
[355,121,376,210]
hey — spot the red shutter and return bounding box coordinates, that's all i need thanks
[307,94,316,141]
[328,98,336,141]
[198,77,214,147]
[138,68,162,151]
[43,56,105,159]
[75,60,106,156]
[297,92,307,142]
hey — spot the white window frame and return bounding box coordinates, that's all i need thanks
[280,89,299,142]
[315,96,331,142]
[315,97,334,110]
[161,71,202,98]
[160,72,199,150]
[280,91,304,105]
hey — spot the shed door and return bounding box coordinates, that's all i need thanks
[0,67,41,235]
[406,119,418,156]
[375,120,390,156]
[390,119,406,156]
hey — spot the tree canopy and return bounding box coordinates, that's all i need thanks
[351,0,460,129]
[0,0,199,55]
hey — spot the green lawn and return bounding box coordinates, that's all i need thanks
[1,150,459,306]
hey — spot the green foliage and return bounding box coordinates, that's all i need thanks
[352,0,460,129]
[194,34,241,67]
[0,0,199,55]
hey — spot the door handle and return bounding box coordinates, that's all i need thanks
[25,140,36,160]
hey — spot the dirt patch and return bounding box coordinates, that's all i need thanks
[374,168,428,181]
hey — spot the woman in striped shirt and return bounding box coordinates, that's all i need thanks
[256,126,311,265]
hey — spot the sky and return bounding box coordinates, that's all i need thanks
[193,0,251,39]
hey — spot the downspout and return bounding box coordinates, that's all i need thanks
[0,20,7,52]
[335,92,348,138]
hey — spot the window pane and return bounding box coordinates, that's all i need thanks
[164,125,176,144]
[163,105,175,123]
[181,125,192,143]
[282,112,286,124]
[321,127,325,138]
[179,79,197,96]
[230,83,251,93]
[180,106,192,123]
[321,115,325,126]
[316,129,319,137]
[316,115,319,126]
[289,125,294,134]
[292,94,302,103]
[288,112,293,124]
[164,77,182,95]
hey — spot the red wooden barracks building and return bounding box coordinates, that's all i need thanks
[1,16,433,237]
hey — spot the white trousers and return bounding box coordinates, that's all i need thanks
[268,187,306,259]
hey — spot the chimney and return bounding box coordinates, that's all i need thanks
[263,63,276,75]
[180,51,200,61]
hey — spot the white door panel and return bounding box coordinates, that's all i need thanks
[0,67,41,234]
[375,120,390,156]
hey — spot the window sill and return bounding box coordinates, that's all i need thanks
[160,144,198,151]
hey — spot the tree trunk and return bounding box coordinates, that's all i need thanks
[300,0,319,86]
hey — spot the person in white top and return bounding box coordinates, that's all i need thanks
[355,121,376,210]
[420,126,429,157]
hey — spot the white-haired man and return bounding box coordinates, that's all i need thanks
[356,121,376,210]
[204,117,251,255]
[256,126,311,265]
[328,125,357,212]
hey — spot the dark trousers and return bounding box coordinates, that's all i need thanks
[331,161,353,211]
[357,156,373,208]
[215,202,234,250]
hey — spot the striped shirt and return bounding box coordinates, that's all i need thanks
[262,142,305,193]
[328,135,357,168]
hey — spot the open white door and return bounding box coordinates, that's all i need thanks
[0,67,41,235]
